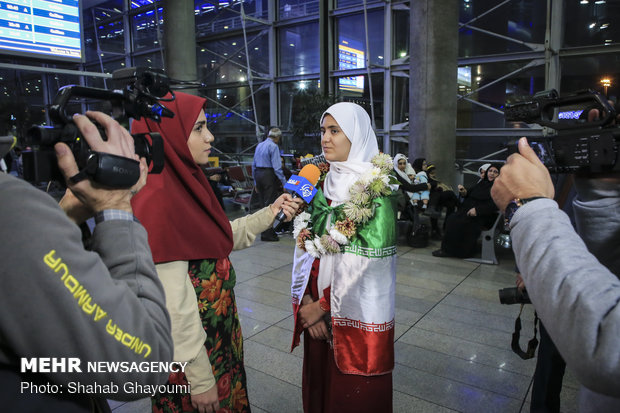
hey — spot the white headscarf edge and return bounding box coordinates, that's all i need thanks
[321,102,379,204]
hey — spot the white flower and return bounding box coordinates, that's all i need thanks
[380,173,390,185]
[314,236,327,255]
[293,212,311,238]
[294,212,311,228]
[305,239,320,258]
[359,167,382,185]
[371,153,394,173]
[329,228,349,245]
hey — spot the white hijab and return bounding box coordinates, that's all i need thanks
[393,153,415,199]
[393,153,411,184]
[322,102,378,205]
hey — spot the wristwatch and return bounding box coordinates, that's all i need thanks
[504,197,546,225]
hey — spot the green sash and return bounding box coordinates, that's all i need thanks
[308,189,398,258]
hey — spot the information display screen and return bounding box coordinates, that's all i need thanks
[338,39,364,94]
[0,0,82,62]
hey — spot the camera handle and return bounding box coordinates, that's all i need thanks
[69,152,140,189]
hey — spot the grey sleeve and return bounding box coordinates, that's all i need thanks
[0,176,173,399]
[511,198,620,396]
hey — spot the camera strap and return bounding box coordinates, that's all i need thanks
[68,152,140,188]
[511,304,539,360]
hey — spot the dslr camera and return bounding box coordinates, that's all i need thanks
[23,67,174,188]
[505,89,620,174]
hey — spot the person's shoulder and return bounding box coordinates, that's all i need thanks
[0,173,36,195]
[0,174,61,220]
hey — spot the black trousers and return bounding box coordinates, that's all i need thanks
[254,168,281,238]
[530,323,566,413]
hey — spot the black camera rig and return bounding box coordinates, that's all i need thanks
[23,67,174,188]
[505,89,620,174]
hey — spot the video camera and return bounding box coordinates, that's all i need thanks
[22,67,174,188]
[505,89,620,174]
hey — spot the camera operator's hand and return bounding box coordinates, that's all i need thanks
[55,111,147,219]
[515,273,525,292]
[491,137,555,212]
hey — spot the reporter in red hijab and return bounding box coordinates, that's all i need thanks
[132,91,301,413]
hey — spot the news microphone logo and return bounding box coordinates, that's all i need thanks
[273,164,321,230]
[284,175,317,204]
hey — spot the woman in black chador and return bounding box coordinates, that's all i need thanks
[432,163,501,258]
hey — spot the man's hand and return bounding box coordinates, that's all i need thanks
[491,137,555,212]
[269,193,304,221]
[191,385,220,413]
[466,207,477,217]
[516,273,525,292]
[55,111,147,218]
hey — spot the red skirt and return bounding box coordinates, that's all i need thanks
[302,332,392,413]
[298,260,392,413]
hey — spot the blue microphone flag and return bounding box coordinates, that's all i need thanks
[284,175,317,204]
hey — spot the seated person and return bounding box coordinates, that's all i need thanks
[411,158,430,210]
[392,154,432,221]
[425,163,458,238]
[433,163,501,258]
[477,163,491,183]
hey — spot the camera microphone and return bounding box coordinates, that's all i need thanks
[273,164,321,229]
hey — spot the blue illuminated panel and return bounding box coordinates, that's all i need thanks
[0,0,82,62]
[338,39,364,94]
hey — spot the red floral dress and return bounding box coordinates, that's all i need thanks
[152,257,250,413]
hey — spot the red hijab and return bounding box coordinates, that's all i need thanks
[131,92,233,263]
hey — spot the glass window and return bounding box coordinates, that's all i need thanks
[132,0,161,8]
[393,8,409,60]
[564,1,620,48]
[560,54,620,98]
[279,79,321,132]
[83,66,110,89]
[197,33,269,86]
[335,73,384,129]
[195,0,268,37]
[456,62,545,128]
[390,140,409,157]
[459,0,546,57]
[337,0,381,8]
[97,19,126,54]
[392,76,408,125]
[132,8,164,51]
[133,52,164,69]
[201,85,269,135]
[84,26,100,63]
[279,0,319,20]
[0,71,47,136]
[279,23,320,76]
[337,11,384,69]
[46,74,82,100]
[87,3,125,22]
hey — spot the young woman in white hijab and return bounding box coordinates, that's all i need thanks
[392,153,432,221]
[290,102,397,413]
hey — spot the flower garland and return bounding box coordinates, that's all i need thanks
[293,153,396,258]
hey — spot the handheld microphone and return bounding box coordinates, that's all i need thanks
[273,164,321,229]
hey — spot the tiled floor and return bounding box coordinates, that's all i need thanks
[110,208,580,413]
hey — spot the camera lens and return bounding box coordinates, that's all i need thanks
[26,126,62,146]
